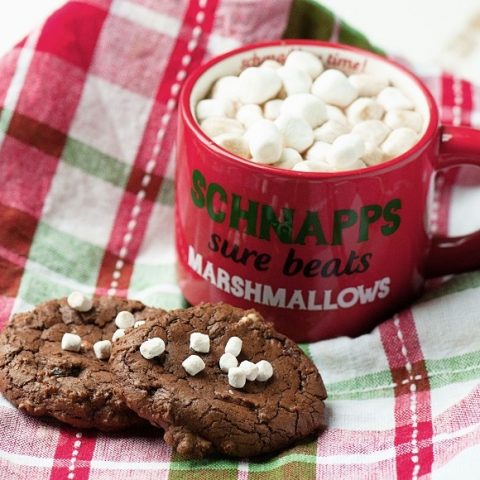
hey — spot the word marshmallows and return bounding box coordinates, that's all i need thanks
[60,292,272,389]
[196,50,424,172]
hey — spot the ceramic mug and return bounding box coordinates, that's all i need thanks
[175,40,480,342]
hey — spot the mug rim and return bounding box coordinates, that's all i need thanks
[179,39,439,179]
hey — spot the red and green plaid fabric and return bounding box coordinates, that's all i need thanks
[1,0,480,478]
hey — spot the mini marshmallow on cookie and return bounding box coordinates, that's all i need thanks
[196,50,424,172]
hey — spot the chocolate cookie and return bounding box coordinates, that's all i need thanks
[110,303,327,458]
[0,296,161,431]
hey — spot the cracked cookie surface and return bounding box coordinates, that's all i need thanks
[0,296,161,431]
[110,303,327,458]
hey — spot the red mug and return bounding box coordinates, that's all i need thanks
[175,40,480,342]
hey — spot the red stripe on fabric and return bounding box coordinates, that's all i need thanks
[461,79,473,126]
[95,0,219,295]
[380,312,434,479]
[440,73,454,125]
[49,430,97,480]
[36,2,109,71]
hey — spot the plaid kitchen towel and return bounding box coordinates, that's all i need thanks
[1,0,480,478]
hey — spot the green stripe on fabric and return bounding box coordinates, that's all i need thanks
[130,262,178,288]
[62,137,130,188]
[18,271,73,306]
[326,369,395,400]
[157,177,175,206]
[420,271,480,302]
[425,351,480,389]
[0,106,12,133]
[129,262,187,308]
[169,457,239,472]
[249,442,317,479]
[283,0,335,41]
[28,222,103,285]
[283,0,384,55]
[299,343,312,359]
[129,291,186,310]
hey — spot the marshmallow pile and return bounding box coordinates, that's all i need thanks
[219,333,274,389]
[196,50,424,172]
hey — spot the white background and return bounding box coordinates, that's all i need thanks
[1,0,479,75]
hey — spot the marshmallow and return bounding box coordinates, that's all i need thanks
[256,360,274,381]
[61,333,82,352]
[326,105,349,126]
[182,354,205,376]
[238,67,282,104]
[245,120,283,164]
[219,352,238,372]
[377,87,414,111]
[292,159,335,172]
[352,120,391,146]
[200,117,244,137]
[115,311,135,329]
[67,292,92,312]
[305,141,331,162]
[260,59,282,70]
[362,142,384,166]
[134,321,145,328]
[284,50,324,79]
[281,93,327,128]
[225,336,243,356]
[93,340,112,360]
[236,104,263,127]
[264,99,283,120]
[274,148,303,169]
[384,110,423,133]
[277,66,312,96]
[327,133,366,168]
[112,329,125,342]
[239,360,259,381]
[196,98,234,121]
[228,366,247,388]
[211,75,240,101]
[381,127,418,158]
[275,114,314,152]
[312,69,358,108]
[348,74,389,97]
[140,337,166,359]
[313,120,349,144]
[346,97,384,124]
[213,133,250,159]
[190,332,210,353]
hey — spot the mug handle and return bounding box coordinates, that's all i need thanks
[426,125,480,277]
